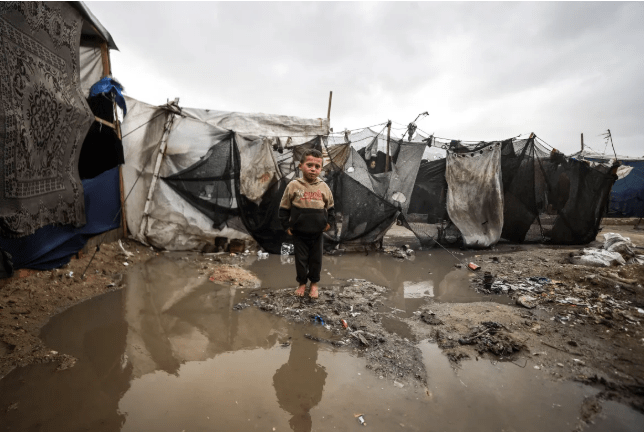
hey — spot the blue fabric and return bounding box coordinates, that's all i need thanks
[0,167,122,270]
[608,160,644,218]
[89,77,127,117]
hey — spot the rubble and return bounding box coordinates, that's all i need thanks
[235,279,428,387]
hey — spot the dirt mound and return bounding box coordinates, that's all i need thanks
[236,279,428,388]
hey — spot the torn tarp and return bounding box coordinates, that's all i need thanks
[446,143,504,248]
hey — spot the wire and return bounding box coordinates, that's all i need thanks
[121,111,167,139]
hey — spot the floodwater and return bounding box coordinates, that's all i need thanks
[1,252,643,431]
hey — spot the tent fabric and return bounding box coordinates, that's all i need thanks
[120,96,330,251]
[69,1,118,50]
[570,150,644,218]
[0,1,95,238]
[179,107,329,146]
[501,139,616,244]
[446,142,504,248]
[79,45,103,98]
[0,167,121,270]
[607,160,644,218]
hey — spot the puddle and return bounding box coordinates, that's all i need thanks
[248,250,512,318]
[0,254,641,431]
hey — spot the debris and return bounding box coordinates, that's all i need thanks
[468,262,481,271]
[257,251,269,260]
[118,240,134,258]
[420,310,443,325]
[393,381,404,388]
[312,315,325,326]
[341,319,348,329]
[280,243,294,256]
[569,248,625,267]
[355,414,367,426]
[517,295,538,309]
[603,233,636,259]
[232,303,249,311]
[457,322,523,356]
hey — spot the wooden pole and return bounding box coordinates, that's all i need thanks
[327,91,333,121]
[581,133,584,152]
[100,41,110,77]
[385,120,392,172]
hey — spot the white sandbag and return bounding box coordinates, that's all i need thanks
[603,232,635,258]
[570,248,625,267]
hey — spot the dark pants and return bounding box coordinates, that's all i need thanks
[292,232,324,284]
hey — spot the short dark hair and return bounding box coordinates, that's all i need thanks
[300,149,323,163]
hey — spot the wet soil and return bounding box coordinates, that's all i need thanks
[0,223,643,430]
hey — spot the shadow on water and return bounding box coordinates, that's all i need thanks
[0,254,643,431]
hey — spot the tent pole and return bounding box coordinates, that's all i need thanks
[327,91,333,121]
[385,120,392,172]
[581,133,584,152]
[139,111,176,242]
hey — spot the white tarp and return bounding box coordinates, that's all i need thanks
[446,143,504,248]
[79,45,103,98]
[121,96,329,250]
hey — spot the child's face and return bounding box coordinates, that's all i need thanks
[299,155,323,182]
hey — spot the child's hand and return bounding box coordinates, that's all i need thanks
[324,223,331,232]
[286,228,293,235]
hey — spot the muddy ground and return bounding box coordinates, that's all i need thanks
[1,221,643,429]
[0,241,255,379]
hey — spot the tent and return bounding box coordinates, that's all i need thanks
[120,96,330,251]
[571,150,644,219]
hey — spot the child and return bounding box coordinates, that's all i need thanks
[279,149,335,299]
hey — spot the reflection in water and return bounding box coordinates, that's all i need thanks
[273,337,327,431]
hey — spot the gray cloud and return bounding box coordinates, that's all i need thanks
[92,1,644,156]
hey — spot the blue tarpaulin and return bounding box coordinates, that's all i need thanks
[608,160,644,218]
[89,77,127,117]
[0,167,122,270]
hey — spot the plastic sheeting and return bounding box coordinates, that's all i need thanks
[79,45,103,98]
[0,167,121,270]
[120,96,330,251]
[446,143,504,248]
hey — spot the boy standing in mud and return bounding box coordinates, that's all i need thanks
[279,149,335,299]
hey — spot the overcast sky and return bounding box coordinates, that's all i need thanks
[90,1,643,156]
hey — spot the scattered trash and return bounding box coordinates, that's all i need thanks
[312,315,325,326]
[118,240,134,257]
[341,319,348,329]
[66,271,74,278]
[393,381,404,388]
[257,251,269,260]
[573,359,585,366]
[123,262,129,266]
[517,295,538,309]
[468,262,481,271]
[569,247,625,267]
[354,414,367,426]
[420,310,443,325]
[280,243,294,256]
[232,303,249,311]
[483,272,494,290]
[457,322,524,356]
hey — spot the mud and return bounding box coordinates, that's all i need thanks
[0,224,643,430]
[237,279,428,389]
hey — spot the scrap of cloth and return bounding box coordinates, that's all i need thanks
[89,76,127,117]
[446,143,504,248]
[0,2,94,237]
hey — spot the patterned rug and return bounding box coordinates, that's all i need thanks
[0,1,94,237]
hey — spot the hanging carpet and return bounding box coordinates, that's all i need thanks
[0,2,94,237]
